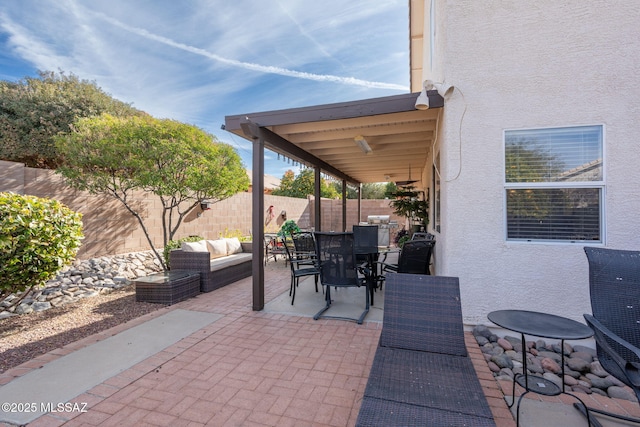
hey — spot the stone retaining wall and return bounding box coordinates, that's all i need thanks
[0,251,163,319]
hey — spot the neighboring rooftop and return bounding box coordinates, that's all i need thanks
[246,169,281,192]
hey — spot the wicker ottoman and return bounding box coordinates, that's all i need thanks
[134,270,200,305]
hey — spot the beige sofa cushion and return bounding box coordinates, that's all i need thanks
[209,253,252,271]
[206,239,228,259]
[224,237,243,254]
[181,240,208,252]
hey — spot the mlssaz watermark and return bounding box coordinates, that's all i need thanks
[2,402,89,413]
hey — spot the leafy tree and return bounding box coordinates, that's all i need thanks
[331,181,357,199]
[0,70,144,168]
[505,139,564,183]
[55,114,249,269]
[272,168,339,199]
[383,181,398,198]
[505,139,564,219]
[0,192,83,304]
[362,183,388,199]
[277,170,296,194]
[332,182,389,199]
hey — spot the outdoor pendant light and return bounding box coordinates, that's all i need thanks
[395,164,418,187]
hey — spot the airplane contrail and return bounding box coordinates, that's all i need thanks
[95,12,408,91]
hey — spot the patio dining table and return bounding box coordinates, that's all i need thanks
[355,246,398,306]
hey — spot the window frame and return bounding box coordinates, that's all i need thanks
[503,124,606,244]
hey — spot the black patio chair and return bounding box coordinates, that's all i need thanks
[411,231,434,241]
[353,225,379,256]
[313,232,369,324]
[290,231,317,266]
[282,237,319,305]
[574,247,640,425]
[353,225,383,304]
[381,239,435,275]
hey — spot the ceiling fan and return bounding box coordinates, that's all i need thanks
[395,164,418,187]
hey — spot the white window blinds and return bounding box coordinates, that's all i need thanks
[504,125,603,242]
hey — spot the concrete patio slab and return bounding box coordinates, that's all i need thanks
[264,277,385,323]
[511,397,637,427]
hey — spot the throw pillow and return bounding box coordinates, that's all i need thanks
[181,240,208,252]
[224,237,243,254]
[206,239,228,259]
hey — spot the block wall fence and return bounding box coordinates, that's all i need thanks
[1,160,403,259]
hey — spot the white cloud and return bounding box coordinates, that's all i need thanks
[89,10,406,91]
[0,0,409,175]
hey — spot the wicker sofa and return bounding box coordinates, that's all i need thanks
[169,238,252,292]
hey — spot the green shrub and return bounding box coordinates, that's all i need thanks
[0,192,83,302]
[218,228,251,242]
[397,235,410,248]
[164,235,203,269]
[277,220,301,238]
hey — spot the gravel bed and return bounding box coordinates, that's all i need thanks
[0,284,164,374]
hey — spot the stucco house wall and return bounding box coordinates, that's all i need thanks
[422,1,640,324]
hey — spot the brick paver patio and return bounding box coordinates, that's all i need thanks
[2,261,639,426]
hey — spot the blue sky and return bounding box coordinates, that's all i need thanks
[0,0,410,179]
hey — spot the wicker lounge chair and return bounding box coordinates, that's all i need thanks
[356,273,496,426]
[378,273,467,356]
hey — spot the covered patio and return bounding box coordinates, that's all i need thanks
[224,90,444,312]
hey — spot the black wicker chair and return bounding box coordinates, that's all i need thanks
[381,239,435,275]
[575,247,640,425]
[313,232,369,324]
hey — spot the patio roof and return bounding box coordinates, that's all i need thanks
[224,90,444,311]
[224,91,443,185]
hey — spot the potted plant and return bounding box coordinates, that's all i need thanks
[277,220,301,238]
[389,186,429,235]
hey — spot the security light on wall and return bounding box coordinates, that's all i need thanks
[415,86,431,110]
[416,80,454,110]
[354,135,372,155]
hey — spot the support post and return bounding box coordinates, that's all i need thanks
[315,167,321,231]
[251,134,265,311]
[342,179,347,232]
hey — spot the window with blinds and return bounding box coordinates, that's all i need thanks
[504,125,603,242]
